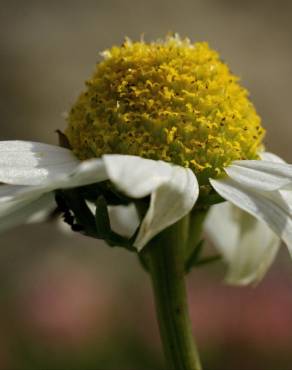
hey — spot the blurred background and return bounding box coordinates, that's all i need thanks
[1,0,292,369]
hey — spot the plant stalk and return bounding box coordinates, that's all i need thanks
[143,217,202,370]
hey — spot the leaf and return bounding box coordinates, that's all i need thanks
[185,238,222,272]
[185,239,204,273]
[195,255,222,267]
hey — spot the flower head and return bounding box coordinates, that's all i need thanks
[1,36,292,286]
[66,36,264,182]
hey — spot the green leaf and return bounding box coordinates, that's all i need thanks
[185,239,222,272]
[195,255,221,267]
[185,240,204,273]
[198,193,225,206]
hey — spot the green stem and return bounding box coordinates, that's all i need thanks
[143,217,202,370]
[186,209,208,260]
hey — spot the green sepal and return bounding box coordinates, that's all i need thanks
[185,240,204,273]
[56,187,139,253]
[81,182,132,205]
[56,130,72,149]
[56,189,98,237]
[138,252,150,272]
[198,193,225,207]
[95,195,112,237]
[185,239,221,272]
[95,196,136,252]
[194,255,221,267]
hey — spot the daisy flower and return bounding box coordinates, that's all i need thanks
[1,35,291,369]
[1,36,291,285]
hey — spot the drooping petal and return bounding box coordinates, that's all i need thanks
[27,202,57,224]
[225,159,292,191]
[0,158,108,204]
[223,151,292,235]
[108,203,140,238]
[0,148,198,245]
[277,189,292,215]
[0,185,50,218]
[103,155,173,198]
[210,177,292,254]
[0,192,55,233]
[0,184,46,203]
[103,155,199,250]
[0,155,108,233]
[259,153,292,212]
[0,141,79,185]
[52,158,108,189]
[204,201,280,285]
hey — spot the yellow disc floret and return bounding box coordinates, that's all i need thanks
[66,35,265,182]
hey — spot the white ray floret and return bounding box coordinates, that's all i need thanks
[206,153,292,284]
[0,141,79,186]
[0,141,199,250]
[2,140,292,284]
[210,177,292,252]
[204,201,280,285]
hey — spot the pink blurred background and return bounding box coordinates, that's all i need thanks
[1,0,292,369]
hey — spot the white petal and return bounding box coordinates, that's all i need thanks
[277,189,292,215]
[0,184,46,204]
[0,158,108,203]
[0,158,107,233]
[103,155,199,250]
[108,203,140,238]
[204,201,280,285]
[260,151,286,163]
[0,141,79,185]
[103,155,173,198]
[0,157,108,234]
[27,203,56,223]
[0,185,48,217]
[0,152,198,246]
[53,158,108,189]
[210,177,292,254]
[0,192,55,233]
[225,160,292,191]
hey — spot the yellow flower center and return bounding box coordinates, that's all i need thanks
[66,36,265,183]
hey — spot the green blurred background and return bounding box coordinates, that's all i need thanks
[1,0,292,369]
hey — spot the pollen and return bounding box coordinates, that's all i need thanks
[66,35,265,183]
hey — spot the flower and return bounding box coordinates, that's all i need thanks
[1,36,291,285]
